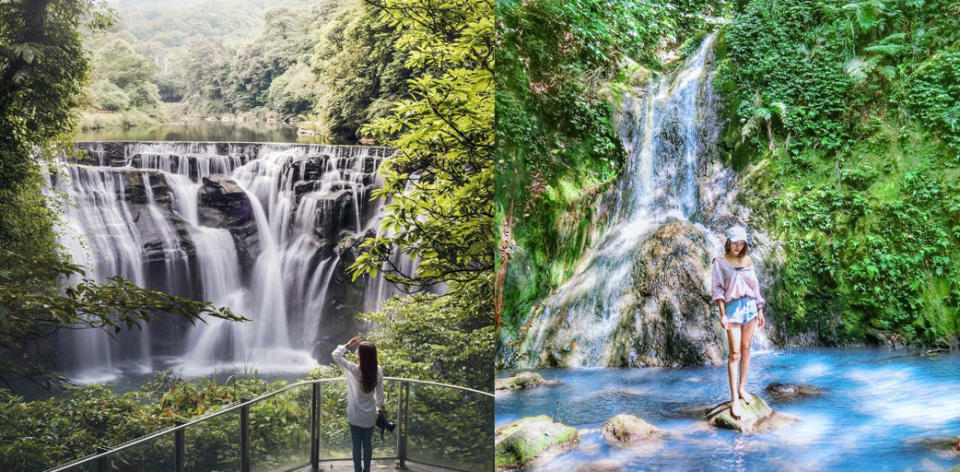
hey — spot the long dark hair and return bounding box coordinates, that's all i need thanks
[357,341,378,393]
[724,238,749,257]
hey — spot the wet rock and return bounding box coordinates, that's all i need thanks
[518,219,725,368]
[903,435,960,457]
[121,169,172,208]
[306,190,356,240]
[197,175,259,272]
[765,382,822,400]
[495,371,560,391]
[601,414,664,446]
[706,394,773,433]
[571,460,625,472]
[705,395,801,433]
[495,415,578,470]
[613,219,726,366]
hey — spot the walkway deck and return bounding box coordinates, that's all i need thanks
[297,459,456,471]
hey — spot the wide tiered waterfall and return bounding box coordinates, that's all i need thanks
[513,34,772,368]
[49,141,401,382]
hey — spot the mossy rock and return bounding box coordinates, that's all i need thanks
[765,382,822,400]
[495,415,578,470]
[495,371,560,391]
[601,414,664,445]
[706,394,773,432]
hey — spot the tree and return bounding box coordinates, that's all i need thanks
[0,0,243,389]
[349,0,494,296]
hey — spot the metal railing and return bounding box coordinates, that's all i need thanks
[45,377,494,472]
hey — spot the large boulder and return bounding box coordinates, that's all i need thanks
[495,371,560,391]
[601,414,664,446]
[705,395,800,433]
[197,175,259,271]
[495,415,578,470]
[610,219,726,366]
[516,219,725,367]
[120,169,172,208]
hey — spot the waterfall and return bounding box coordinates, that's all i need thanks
[50,141,398,381]
[516,34,771,368]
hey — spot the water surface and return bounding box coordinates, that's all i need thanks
[76,121,310,143]
[497,348,960,471]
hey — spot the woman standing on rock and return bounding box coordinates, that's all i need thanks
[711,225,766,419]
[333,336,387,472]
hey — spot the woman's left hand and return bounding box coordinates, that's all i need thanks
[758,311,766,329]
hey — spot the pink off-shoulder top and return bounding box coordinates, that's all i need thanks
[710,256,765,308]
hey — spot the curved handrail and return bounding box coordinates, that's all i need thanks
[45,376,491,472]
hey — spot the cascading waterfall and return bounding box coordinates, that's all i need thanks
[50,141,398,381]
[516,34,770,368]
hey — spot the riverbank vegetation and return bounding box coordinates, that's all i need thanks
[716,0,960,347]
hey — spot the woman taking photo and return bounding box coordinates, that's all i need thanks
[711,225,766,419]
[332,336,386,472]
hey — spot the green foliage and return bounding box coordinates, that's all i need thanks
[0,372,312,471]
[495,0,728,339]
[350,0,494,298]
[309,0,411,141]
[718,0,960,345]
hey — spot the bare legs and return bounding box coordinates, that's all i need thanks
[739,318,757,403]
[725,317,757,417]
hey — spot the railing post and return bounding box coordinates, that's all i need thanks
[311,382,320,472]
[241,397,250,472]
[174,420,185,472]
[397,381,408,469]
[96,446,109,472]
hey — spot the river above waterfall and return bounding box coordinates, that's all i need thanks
[496,348,960,471]
[75,121,308,143]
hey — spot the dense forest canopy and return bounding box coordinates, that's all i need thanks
[81,0,411,141]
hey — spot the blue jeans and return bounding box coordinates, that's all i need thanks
[349,424,373,472]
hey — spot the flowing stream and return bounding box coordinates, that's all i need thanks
[49,141,403,383]
[496,350,960,471]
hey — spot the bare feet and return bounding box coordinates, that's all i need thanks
[729,399,742,419]
[739,389,753,405]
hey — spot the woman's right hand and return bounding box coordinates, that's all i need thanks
[719,315,729,331]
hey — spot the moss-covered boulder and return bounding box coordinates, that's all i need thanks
[601,414,664,446]
[706,394,774,432]
[495,415,578,470]
[495,371,560,391]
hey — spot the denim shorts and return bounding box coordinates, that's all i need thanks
[726,296,758,325]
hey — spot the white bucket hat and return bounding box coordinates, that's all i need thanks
[726,225,748,243]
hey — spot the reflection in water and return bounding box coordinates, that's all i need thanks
[76,121,339,144]
[496,349,960,471]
